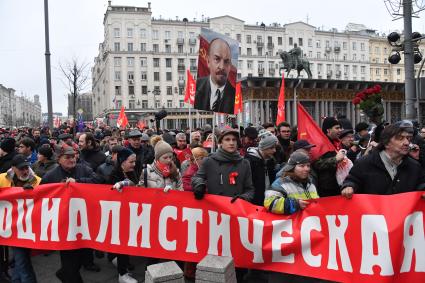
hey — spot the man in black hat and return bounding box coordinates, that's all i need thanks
[127,129,147,176]
[276,122,294,163]
[313,117,346,197]
[339,129,358,163]
[0,154,41,283]
[57,132,74,145]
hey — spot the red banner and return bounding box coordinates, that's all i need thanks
[0,184,424,283]
[184,69,196,105]
[234,82,243,115]
[276,74,286,125]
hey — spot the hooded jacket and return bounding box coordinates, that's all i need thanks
[139,162,182,190]
[192,148,254,201]
[244,147,277,205]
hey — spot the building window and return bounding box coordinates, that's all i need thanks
[289,37,293,46]
[129,100,135,109]
[115,86,121,95]
[153,58,160,67]
[179,100,184,108]
[114,71,121,81]
[246,35,251,44]
[376,68,380,75]
[166,72,172,81]
[113,28,120,38]
[140,28,147,39]
[127,71,134,80]
[127,28,133,38]
[353,65,358,74]
[247,48,252,56]
[178,45,183,53]
[343,42,347,50]
[384,68,388,75]
[390,102,402,123]
[247,60,253,70]
[141,43,146,52]
[326,40,330,48]
[361,66,366,74]
[316,40,321,48]
[141,57,147,67]
[114,42,120,52]
[361,43,365,51]
[152,30,159,40]
[141,72,147,81]
[128,86,134,95]
[257,35,262,43]
[344,65,349,75]
[352,54,357,61]
[307,38,312,47]
[153,44,159,53]
[178,31,183,39]
[316,52,321,59]
[165,31,171,39]
[257,48,262,56]
[278,37,283,45]
[333,102,347,117]
[142,86,147,94]
[190,58,196,68]
[114,57,121,67]
[154,72,160,81]
[141,100,148,108]
[167,86,172,95]
[361,54,365,61]
[165,44,171,53]
[116,100,122,108]
[155,100,161,108]
[236,34,241,42]
[127,57,134,66]
[166,58,172,68]
[298,38,303,47]
[128,43,133,52]
[352,42,357,50]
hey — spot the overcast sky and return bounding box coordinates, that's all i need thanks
[1,0,424,115]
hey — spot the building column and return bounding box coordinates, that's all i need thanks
[265,100,270,123]
[386,102,392,123]
[285,101,290,123]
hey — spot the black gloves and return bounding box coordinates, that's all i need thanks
[193,186,206,200]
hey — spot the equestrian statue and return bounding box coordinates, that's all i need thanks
[279,43,312,78]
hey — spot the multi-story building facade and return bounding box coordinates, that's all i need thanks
[92,2,422,126]
[0,84,17,127]
[68,92,93,121]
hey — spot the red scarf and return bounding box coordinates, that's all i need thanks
[156,160,171,177]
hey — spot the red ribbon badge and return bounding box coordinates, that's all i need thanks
[229,172,239,185]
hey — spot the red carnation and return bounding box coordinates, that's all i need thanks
[352,97,361,105]
[356,92,366,100]
[365,88,374,95]
[373,85,382,93]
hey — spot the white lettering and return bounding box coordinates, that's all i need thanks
[401,212,425,272]
[40,198,60,241]
[96,201,121,245]
[67,198,91,241]
[16,199,35,241]
[326,215,352,272]
[182,207,202,253]
[237,217,264,263]
[128,203,151,248]
[0,201,12,238]
[271,219,294,263]
[301,216,322,267]
[207,211,232,257]
[360,215,394,275]
[158,206,177,251]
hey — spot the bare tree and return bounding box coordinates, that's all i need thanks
[59,58,90,120]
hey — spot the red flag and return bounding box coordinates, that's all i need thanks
[297,103,335,161]
[137,120,145,130]
[184,70,196,105]
[234,82,243,114]
[276,74,285,125]
[116,106,128,128]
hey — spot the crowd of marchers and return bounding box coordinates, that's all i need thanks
[0,117,424,283]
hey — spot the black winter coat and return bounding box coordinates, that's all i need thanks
[80,147,106,171]
[96,156,115,183]
[342,150,425,194]
[244,148,277,206]
[0,151,16,173]
[313,151,340,197]
[41,163,102,184]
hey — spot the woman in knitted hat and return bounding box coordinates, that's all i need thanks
[108,147,138,283]
[182,147,208,191]
[139,140,182,191]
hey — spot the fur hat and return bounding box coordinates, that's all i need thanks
[154,141,173,160]
[117,147,134,165]
[322,117,340,134]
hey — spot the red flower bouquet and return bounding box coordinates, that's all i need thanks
[352,84,384,123]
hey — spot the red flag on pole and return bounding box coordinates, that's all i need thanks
[297,102,335,161]
[276,74,285,125]
[234,82,243,114]
[116,106,128,128]
[137,120,145,130]
[184,70,196,105]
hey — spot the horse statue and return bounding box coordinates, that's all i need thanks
[279,50,313,79]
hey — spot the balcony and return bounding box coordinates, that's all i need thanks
[326,70,333,77]
[325,47,332,53]
[177,64,185,71]
[269,68,275,75]
[178,80,185,87]
[335,70,341,77]
[334,46,341,53]
[177,38,184,45]
[189,38,197,45]
[190,65,197,72]
[258,68,265,75]
[256,41,264,48]
[267,43,274,49]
